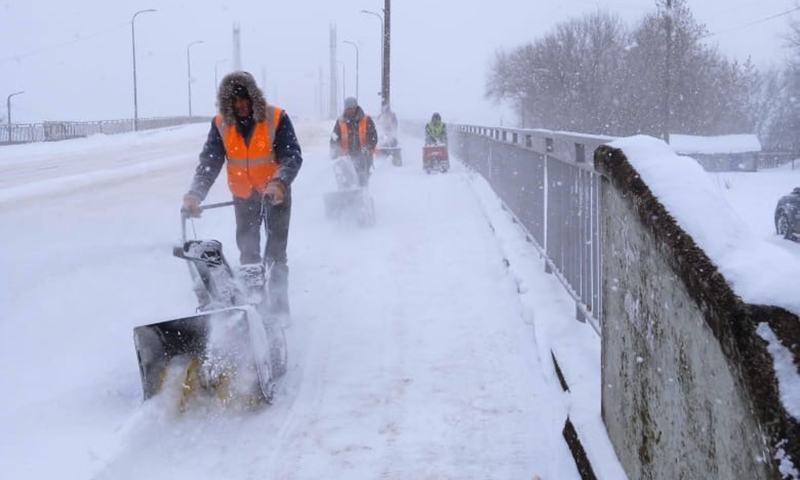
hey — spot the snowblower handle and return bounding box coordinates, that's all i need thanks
[180,201,235,241]
[180,201,235,219]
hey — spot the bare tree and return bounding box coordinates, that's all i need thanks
[486,1,759,138]
[760,13,800,151]
[486,11,629,135]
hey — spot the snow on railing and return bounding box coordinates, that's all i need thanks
[0,116,210,145]
[452,124,610,334]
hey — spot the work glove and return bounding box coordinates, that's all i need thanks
[264,181,286,205]
[182,193,202,218]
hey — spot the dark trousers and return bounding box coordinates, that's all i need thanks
[233,190,292,265]
[233,190,292,312]
[351,153,373,187]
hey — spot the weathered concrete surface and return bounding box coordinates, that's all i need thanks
[595,145,800,480]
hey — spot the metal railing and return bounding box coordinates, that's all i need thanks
[0,116,210,145]
[453,125,610,334]
[757,152,798,170]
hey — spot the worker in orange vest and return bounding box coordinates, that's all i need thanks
[331,97,378,187]
[182,71,302,316]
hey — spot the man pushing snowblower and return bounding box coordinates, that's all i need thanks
[324,97,378,226]
[132,71,301,411]
[183,71,302,317]
[423,112,449,173]
[330,96,378,187]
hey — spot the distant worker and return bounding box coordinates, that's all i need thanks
[425,112,447,146]
[331,97,379,187]
[378,107,399,148]
[182,71,303,317]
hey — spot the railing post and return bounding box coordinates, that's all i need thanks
[576,304,586,323]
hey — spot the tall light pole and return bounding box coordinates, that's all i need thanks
[214,59,228,90]
[337,60,346,105]
[187,40,204,118]
[360,10,383,105]
[6,91,24,142]
[383,0,392,111]
[342,40,359,101]
[131,9,156,131]
[663,0,673,142]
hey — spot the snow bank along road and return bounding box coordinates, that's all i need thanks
[0,123,602,479]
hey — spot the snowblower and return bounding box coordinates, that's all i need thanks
[323,155,376,227]
[376,133,402,166]
[133,200,287,411]
[423,144,449,174]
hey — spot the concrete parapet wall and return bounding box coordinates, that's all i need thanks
[595,144,800,479]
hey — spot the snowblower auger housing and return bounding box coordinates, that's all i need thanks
[323,156,376,226]
[132,201,287,409]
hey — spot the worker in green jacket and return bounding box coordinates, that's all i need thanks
[425,112,447,146]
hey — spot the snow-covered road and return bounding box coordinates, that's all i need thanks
[710,166,800,257]
[0,124,604,479]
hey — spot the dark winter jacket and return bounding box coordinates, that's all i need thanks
[188,72,303,200]
[330,107,378,158]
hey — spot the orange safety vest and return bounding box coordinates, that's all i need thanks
[215,105,283,199]
[338,116,375,155]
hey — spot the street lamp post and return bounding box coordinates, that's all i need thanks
[663,0,673,142]
[131,8,156,131]
[187,40,204,118]
[215,59,228,90]
[6,91,24,143]
[342,40,359,101]
[337,60,346,105]
[383,0,391,111]
[360,10,383,103]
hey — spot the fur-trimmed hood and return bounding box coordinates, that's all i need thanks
[217,71,268,124]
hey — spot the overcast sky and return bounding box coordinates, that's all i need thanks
[1,0,797,125]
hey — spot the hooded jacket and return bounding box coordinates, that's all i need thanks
[331,106,378,158]
[189,71,302,200]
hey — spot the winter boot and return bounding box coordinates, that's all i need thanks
[237,263,266,304]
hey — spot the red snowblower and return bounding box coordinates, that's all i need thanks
[423,144,449,174]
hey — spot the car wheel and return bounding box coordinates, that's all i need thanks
[777,212,792,239]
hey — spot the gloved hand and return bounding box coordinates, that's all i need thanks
[182,193,202,217]
[264,181,286,205]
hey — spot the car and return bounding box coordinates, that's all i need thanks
[775,187,800,241]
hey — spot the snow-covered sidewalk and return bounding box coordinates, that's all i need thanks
[0,126,617,479]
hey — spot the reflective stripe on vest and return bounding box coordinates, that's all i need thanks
[338,116,372,154]
[216,105,283,199]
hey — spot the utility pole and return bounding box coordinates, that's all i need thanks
[338,60,346,105]
[663,0,673,142]
[383,0,391,112]
[232,24,242,71]
[187,41,204,118]
[6,91,24,142]
[319,66,325,119]
[131,9,156,131]
[329,23,339,119]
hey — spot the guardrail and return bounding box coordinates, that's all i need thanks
[0,116,211,145]
[453,125,610,334]
[757,152,797,170]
